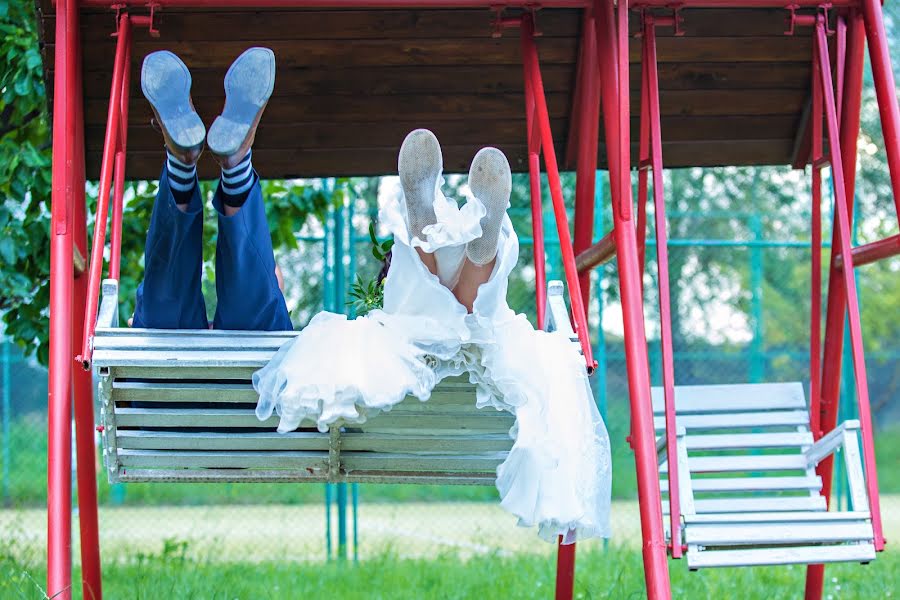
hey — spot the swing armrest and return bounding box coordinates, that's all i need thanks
[545,280,577,341]
[656,426,686,466]
[96,278,120,330]
[805,419,860,467]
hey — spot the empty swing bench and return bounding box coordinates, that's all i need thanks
[654,382,876,570]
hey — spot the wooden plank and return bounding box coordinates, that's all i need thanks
[115,407,513,430]
[662,454,808,474]
[682,496,828,514]
[341,451,506,473]
[94,349,279,368]
[56,38,580,72]
[341,432,512,453]
[116,467,496,485]
[684,431,814,450]
[112,380,477,406]
[651,382,807,414]
[96,326,297,339]
[117,467,332,483]
[357,412,515,432]
[112,381,260,403]
[91,115,799,154]
[686,521,874,545]
[108,365,259,380]
[116,407,281,428]
[102,138,795,180]
[84,89,804,126]
[661,475,822,493]
[95,333,294,351]
[50,36,811,74]
[686,543,876,569]
[116,430,330,451]
[118,448,330,469]
[71,62,811,100]
[684,511,872,524]
[50,8,799,44]
[654,410,810,431]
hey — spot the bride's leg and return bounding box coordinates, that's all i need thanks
[453,147,512,311]
[398,129,442,276]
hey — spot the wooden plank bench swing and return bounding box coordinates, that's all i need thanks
[41,0,898,598]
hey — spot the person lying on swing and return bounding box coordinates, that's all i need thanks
[137,48,613,544]
[133,47,290,331]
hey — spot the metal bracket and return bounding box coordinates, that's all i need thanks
[490,6,541,38]
[112,3,160,38]
[636,6,684,37]
[784,3,833,36]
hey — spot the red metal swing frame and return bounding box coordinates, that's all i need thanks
[46,0,898,599]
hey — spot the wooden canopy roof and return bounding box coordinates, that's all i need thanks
[36,4,813,179]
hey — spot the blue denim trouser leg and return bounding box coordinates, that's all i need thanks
[211,175,292,331]
[133,167,292,331]
[132,167,209,329]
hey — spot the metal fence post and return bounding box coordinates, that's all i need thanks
[750,214,765,382]
[2,340,10,505]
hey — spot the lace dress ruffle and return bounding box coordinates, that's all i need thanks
[253,186,612,542]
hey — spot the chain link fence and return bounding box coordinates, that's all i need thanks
[1,168,898,571]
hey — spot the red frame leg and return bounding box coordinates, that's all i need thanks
[599,1,672,597]
[48,0,79,596]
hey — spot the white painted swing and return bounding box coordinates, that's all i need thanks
[654,382,876,569]
[95,278,580,485]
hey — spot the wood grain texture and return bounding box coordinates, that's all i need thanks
[37,6,811,175]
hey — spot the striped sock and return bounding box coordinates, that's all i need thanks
[166,151,197,205]
[220,150,256,207]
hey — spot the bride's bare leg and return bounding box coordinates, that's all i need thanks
[453,257,495,311]
[453,147,511,312]
[399,129,443,277]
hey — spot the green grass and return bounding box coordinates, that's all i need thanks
[1,539,895,600]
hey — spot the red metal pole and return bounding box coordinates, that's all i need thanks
[79,15,131,368]
[636,42,650,278]
[555,537,576,600]
[573,9,601,314]
[836,233,900,268]
[109,24,133,281]
[644,16,681,560]
[48,0,77,594]
[805,13,865,597]
[861,0,900,223]
[593,0,620,218]
[70,20,104,600]
[815,15,883,546]
[608,0,672,596]
[808,38,823,438]
[521,14,595,370]
[524,68,547,330]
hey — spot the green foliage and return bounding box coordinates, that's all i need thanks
[0,0,51,363]
[347,222,392,315]
[0,0,342,361]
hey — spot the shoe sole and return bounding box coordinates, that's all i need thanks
[468,147,511,214]
[466,147,511,263]
[398,129,443,234]
[207,47,276,157]
[140,51,206,154]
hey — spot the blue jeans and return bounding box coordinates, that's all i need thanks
[132,167,292,331]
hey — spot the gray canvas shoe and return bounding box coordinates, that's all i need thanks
[141,50,206,164]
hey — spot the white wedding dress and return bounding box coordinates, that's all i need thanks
[253,184,612,543]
